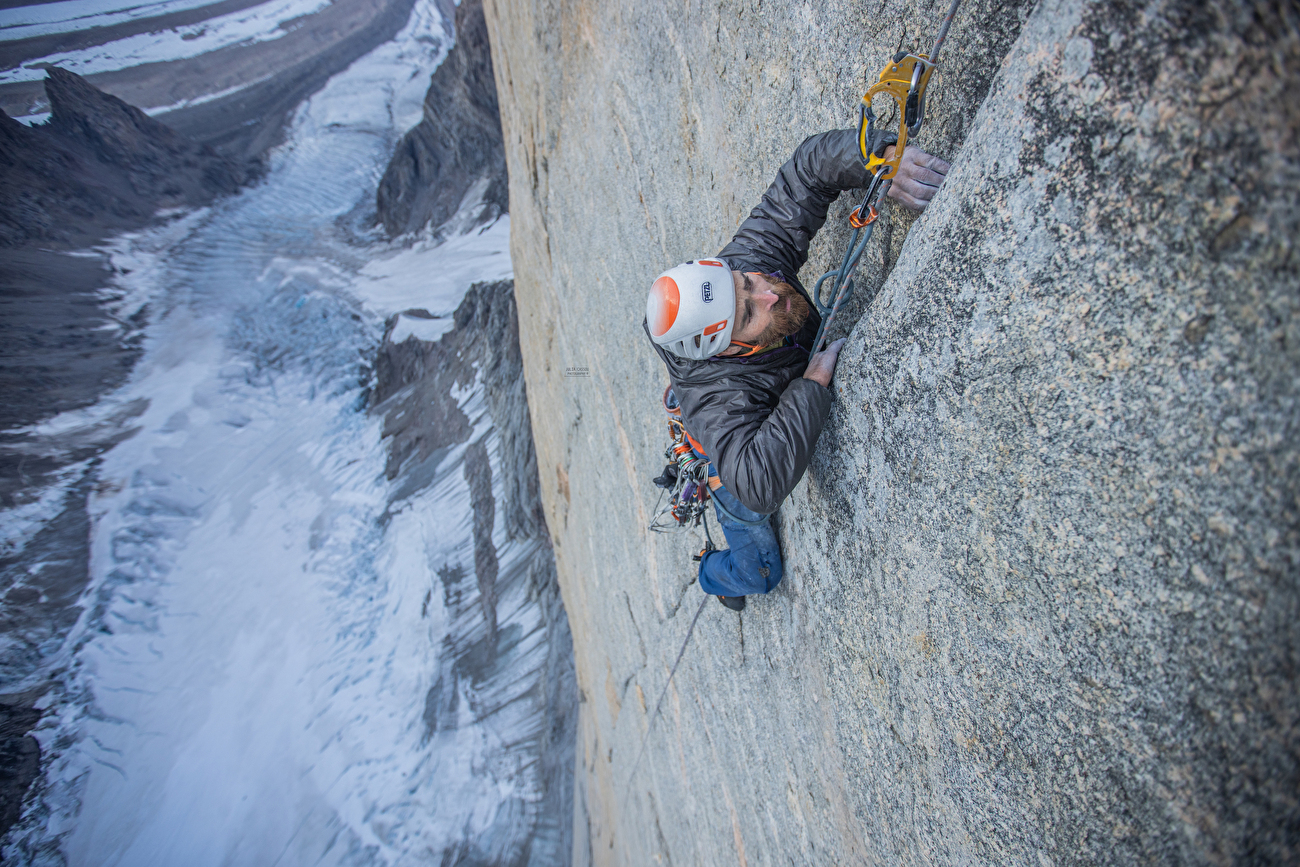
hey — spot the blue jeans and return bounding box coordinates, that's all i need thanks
[697,478,784,597]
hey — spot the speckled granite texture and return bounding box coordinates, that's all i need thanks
[484,0,1299,863]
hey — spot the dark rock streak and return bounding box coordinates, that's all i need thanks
[377,0,508,236]
[372,280,575,864]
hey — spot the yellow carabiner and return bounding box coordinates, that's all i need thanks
[857,52,937,179]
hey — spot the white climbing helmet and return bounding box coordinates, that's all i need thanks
[645,259,736,360]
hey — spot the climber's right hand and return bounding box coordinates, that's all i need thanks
[885,146,950,211]
[803,338,846,388]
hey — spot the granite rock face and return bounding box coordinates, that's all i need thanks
[0,68,254,248]
[376,0,509,236]
[483,0,1299,864]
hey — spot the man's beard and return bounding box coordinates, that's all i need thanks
[751,280,811,346]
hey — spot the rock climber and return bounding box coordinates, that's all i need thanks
[644,128,949,610]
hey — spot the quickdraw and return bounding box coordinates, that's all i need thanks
[811,0,964,352]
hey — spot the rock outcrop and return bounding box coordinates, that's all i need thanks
[0,68,255,248]
[372,281,576,863]
[377,0,508,236]
[483,0,1299,864]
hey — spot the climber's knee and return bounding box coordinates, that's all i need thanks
[762,554,783,593]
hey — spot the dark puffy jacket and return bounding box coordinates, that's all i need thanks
[646,128,894,515]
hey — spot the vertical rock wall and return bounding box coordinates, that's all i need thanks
[484,0,1298,864]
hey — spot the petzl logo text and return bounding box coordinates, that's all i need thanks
[701,282,713,302]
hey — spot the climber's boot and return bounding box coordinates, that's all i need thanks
[717,594,746,612]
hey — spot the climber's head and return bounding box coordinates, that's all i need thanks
[727,270,810,355]
[647,261,810,360]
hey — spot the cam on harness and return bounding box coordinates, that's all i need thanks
[650,386,768,537]
[650,385,715,532]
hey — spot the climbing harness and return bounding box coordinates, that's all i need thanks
[649,386,714,532]
[811,0,965,352]
[651,385,773,533]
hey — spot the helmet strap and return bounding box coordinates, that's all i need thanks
[726,340,774,358]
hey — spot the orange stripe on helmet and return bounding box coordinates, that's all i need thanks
[702,320,728,336]
[697,259,724,267]
[649,276,680,337]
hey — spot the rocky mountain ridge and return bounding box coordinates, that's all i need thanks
[377,0,508,236]
[0,68,255,249]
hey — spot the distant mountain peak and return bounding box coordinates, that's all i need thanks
[0,69,256,247]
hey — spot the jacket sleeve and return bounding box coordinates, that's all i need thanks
[691,375,834,515]
[718,127,896,276]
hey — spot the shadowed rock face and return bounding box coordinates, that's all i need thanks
[376,0,508,236]
[0,697,41,845]
[484,0,1299,864]
[373,280,546,542]
[0,68,255,248]
[371,280,575,864]
[0,250,141,431]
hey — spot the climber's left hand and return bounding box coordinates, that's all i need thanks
[884,146,950,211]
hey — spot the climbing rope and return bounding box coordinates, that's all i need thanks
[634,389,731,795]
[633,387,771,804]
[812,0,965,352]
[624,590,711,794]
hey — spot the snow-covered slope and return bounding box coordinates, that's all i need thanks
[0,1,574,862]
